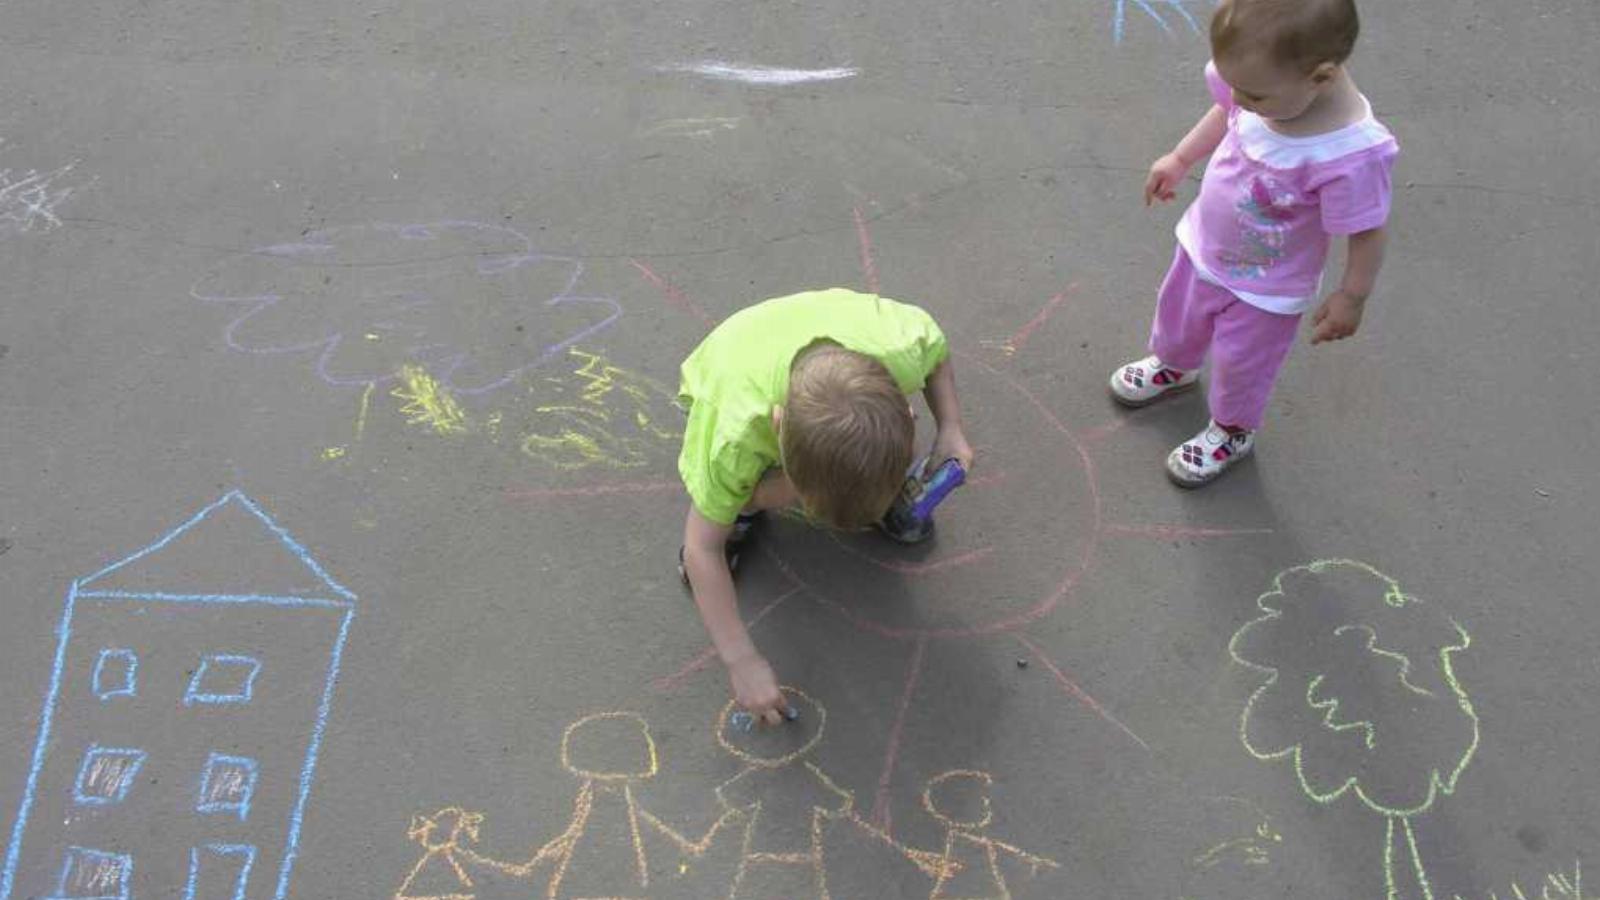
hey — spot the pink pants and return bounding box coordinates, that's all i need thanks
[1148,247,1301,431]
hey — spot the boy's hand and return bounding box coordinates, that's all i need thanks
[930,424,975,472]
[1144,153,1191,206]
[1310,290,1367,344]
[726,652,789,725]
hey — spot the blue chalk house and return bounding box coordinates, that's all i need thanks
[2,492,357,900]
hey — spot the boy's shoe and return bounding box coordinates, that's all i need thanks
[679,511,763,586]
[1109,355,1199,408]
[1166,421,1254,488]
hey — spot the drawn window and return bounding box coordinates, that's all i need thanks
[49,846,131,900]
[73,746,146,807]
[184,655,261,706]
[197,753,259,820]
[183,843,256,900]
[92,649,138,701]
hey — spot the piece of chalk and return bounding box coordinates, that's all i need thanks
[1016,658,1029,669]
[782,706,799,722]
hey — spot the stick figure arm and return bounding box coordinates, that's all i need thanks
[638,804,746,856]
[988,838,1060,873]
[840,812,953,879]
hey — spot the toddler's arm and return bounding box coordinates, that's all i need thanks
[1145,105,1228,205]
[682,506,789,723]
[924,359,974,470]
[1311,226,1388,344]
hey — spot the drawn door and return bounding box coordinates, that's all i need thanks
[182,843,256,900]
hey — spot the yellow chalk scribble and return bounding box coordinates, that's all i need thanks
[519,348,681,470]
[394,364,469,435]
[1452,859,1586,900]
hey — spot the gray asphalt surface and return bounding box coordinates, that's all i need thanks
[1,0,1597,897]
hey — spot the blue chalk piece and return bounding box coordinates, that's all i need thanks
[782,706,799,722]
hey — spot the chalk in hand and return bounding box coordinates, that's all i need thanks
[782,706,799,722]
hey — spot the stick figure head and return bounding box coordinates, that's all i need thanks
[923,770,994,829]
[408,807,484,850]
[716,687,825,768]
[561,711,660,781]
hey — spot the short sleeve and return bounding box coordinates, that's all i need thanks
[1204,61,1236,111]
[678,402,767,525]
[878,302,949,394]
[1317,142,1399,235]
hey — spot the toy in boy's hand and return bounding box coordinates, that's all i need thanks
[879,457,967,544]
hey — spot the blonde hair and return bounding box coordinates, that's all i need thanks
[781,344,914,530]
[1212,0,1360,73]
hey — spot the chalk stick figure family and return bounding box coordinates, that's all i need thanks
[395,692,1056,900]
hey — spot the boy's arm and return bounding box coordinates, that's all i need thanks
[1311,226,1387,344]
[923,359,974,471]
[1145,104,1228,205]
[682,506,789,723]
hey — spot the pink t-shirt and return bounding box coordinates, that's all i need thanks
[1176,62,1399,315]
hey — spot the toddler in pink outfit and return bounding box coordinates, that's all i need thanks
[1110,0,1397,486]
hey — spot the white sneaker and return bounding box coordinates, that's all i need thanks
[1109,355,1199,407]
[1166,421,1254,488]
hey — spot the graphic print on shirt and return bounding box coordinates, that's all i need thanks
[1219,176,1297,281]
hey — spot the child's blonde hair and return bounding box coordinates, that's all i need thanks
[1212,0,1360,73]
[781,344,914,530]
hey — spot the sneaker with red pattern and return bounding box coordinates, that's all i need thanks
[1109,354,1199,407]
[1166,420,1254,487]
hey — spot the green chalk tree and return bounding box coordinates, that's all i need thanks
[1229,560,1479,900]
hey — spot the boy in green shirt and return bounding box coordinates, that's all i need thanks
[677,288,974,724]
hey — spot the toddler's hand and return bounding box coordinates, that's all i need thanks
[930,424,975,473]
[727,653,788,726]
[1310,290,1367,345]
[1144,153,1190,206]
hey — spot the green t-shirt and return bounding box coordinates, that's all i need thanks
[677,288,949,525]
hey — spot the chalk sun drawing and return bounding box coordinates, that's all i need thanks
[1229,560,1479,900]
[0,141,86,234]
[393,691,1051,899]
[505,205,1275,842]
[192,221,622,396]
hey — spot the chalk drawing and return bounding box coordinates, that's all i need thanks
[395,808,485,900]
[642,117,741,140]
[393,711,739,899]
[1113,0,1206,44]
[659,62,859,85]
[90,649,137,700]
[392,692,1042,899]
[518,348,684,470]
[192,221,622,396]
[1187,797,1280,871]
[1451,859,1586,900]
[393,364,470,435]
[1229,560,1479,900]
[0,490,357,900]
[183,843,257,900]
[0,141,85,234]
[327,348,682,472]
